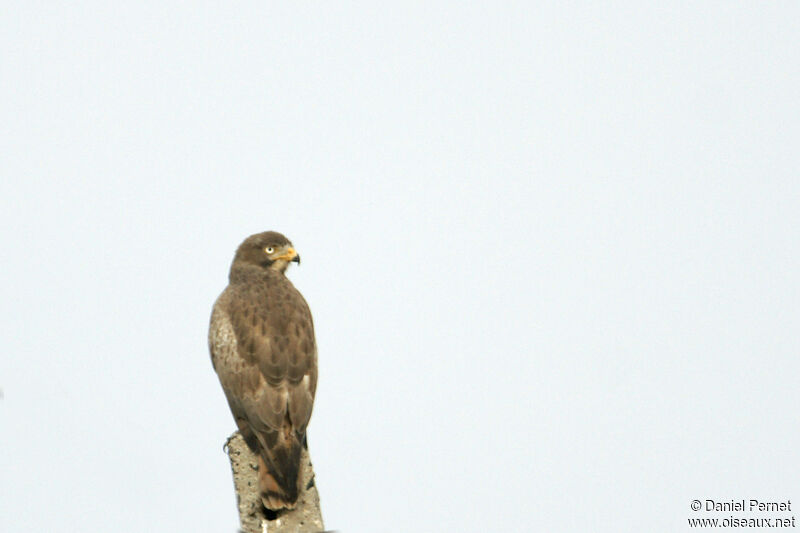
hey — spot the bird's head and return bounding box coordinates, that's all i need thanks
[232,231,300,275]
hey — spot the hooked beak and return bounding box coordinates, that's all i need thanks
[276,247,300,264]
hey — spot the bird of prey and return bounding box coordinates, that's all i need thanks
[209,231,317,510]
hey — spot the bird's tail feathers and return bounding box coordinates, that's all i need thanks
[257,420,304,510]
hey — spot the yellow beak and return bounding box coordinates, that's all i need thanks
[277,247,300,264]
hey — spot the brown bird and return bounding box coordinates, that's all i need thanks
[209,231,317,510]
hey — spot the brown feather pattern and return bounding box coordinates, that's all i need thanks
[209,232,317,510]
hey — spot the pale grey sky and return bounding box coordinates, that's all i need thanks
[1,2,798,532]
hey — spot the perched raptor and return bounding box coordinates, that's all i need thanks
[209,231,317,510]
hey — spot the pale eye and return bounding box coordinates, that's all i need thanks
[265,247,274,254]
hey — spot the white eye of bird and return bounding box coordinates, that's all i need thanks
[265,247,274,254]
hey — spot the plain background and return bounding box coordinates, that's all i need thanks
[2,2,798,532]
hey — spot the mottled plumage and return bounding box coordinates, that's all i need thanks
[209,231,317,510]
